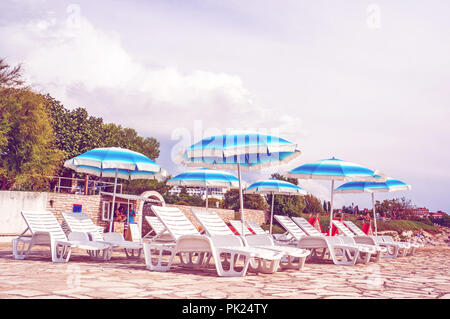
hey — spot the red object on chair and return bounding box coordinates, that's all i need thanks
[308,216,324,233]
[330,216,344,236]
[228,225,239,235]
[361,222,374,235]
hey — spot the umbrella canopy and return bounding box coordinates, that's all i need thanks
[182,133,301,235]
[288,158,385,234]
[64,147,162,232]
[334,177,411,235]
[167,168,241,208]
[245,178,307,234]
[334,178,411,193]
[182,133,301,170]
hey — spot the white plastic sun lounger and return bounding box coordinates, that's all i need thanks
[274,215,363,266]
[245,221,268,235]
[192,209,311,270]
[229,220,254,236]
[143,216,175,242]
[62,212,142,258]
[329,220,387,262]
[12,210,113,262]
[293,217,381,263]
[343,221,417,257]
[143,206,283,277]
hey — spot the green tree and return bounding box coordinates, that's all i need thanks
[223,189,269,211]
[302,194,325,215]
[0,88,64,190]
[262,173,306,218]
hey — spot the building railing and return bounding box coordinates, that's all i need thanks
[47,176,123,195]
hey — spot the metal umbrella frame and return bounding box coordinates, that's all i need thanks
[244,178,307,234]
[182,133,302,235]
[334,177,411,235]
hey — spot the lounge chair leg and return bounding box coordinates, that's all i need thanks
[280,255,307,270]
[214,250,249,277]
[143,243,175,272]
[51,241,72,263]
[125,248,142,259]
[357,252,371,264]
[12,238,33,260]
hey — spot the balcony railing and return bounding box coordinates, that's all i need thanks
[47,176,123,195]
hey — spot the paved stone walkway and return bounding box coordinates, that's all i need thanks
[0,243,449,299]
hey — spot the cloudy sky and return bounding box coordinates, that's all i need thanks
[1,0,449,212]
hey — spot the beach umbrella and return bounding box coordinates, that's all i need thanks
[64,147,162,232]
[287,158,385,234]
[167,168,241,209]
[334,177,411,235]
[182,133,301,235]
[245,178,307,234]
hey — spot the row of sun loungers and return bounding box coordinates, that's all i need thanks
[12,207,420,277]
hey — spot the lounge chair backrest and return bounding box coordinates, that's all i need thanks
[332,220,355,237]
[145,216,167,235]
[343,221,367,236]
[151,206,199,240]
[21,210,67,242]
[245,221,267,235]
[273,215,307,240]
[62,212,104,241]
[229,220,253,236]
[191,209,235,236]
[291,217,324,237]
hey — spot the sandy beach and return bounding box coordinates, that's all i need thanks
[0,243,448,299]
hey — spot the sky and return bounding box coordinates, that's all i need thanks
[1,0,449,212]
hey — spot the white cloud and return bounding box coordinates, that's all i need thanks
[0,12,305,144]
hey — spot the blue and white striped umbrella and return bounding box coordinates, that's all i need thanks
[245,178,307,234]
[64,147,161,180]
[288,158,384,182]
[334,178,411,194]
[64,147,162,232]
[182,133,301,171]
[245,178,307,196]
[334,178,411,235]
[167,168,241,208]
[288,158,385,233]
[183,133,301,235]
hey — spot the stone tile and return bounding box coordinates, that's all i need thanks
[1,243,449,299]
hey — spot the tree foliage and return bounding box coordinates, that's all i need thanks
[43,94,160,163]
[0,58,24,88]
[223,189,269,211]
[375,197,414,219]
[0,88,64,190]
[302,194,325,215]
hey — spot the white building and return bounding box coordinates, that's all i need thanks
[168,186,228,200]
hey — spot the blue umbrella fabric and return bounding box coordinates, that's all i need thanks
[334,178,411,234]
[182,133,301,171]
[334,178,411,193]
[167,168,241,208]
[182,133,301,235]
[245,179,307,234]
[64,147,162,232]
[288,158,385,233]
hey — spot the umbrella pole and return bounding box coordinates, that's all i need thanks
[329,179,335,235]
[270,192,274,235]
[237,162,245,236]
[205,187,209,209]
[109,168,118,233]
[372,192,377,236]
